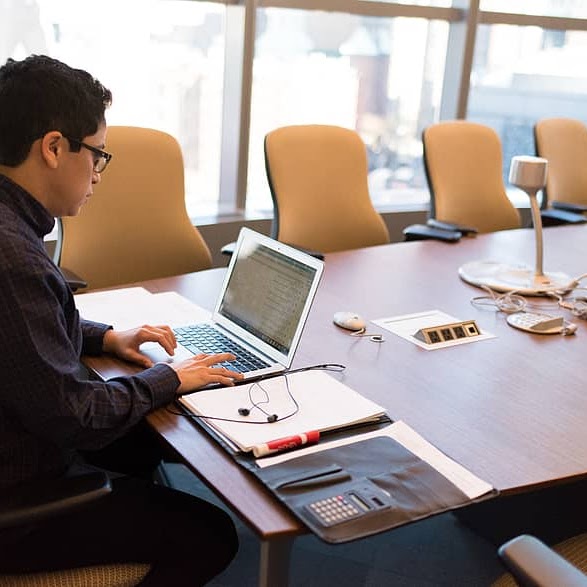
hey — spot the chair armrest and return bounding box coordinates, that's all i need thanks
[498,534,587,587]
[221,240,324,260]
[0,473,111,530]
[540,208,587,227]
[403,224,462,243]
[552,201,587,214]
[284,244,324,260]
[426,218,478,236]
[221,241,236,257]
[59,267,88,291]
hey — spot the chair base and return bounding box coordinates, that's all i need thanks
[540,208,587,227]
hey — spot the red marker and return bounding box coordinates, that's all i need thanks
[252,430,320,458]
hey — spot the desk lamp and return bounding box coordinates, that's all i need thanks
[458,156,575,295]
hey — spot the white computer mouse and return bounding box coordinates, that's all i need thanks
[333,311,366,332]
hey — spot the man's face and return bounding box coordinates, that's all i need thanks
[52,123,107,217]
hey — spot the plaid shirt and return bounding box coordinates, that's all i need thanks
[0,175,178,489]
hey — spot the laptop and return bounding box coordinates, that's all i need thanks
[158,227,324,381]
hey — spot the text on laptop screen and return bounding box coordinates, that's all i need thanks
[218,242,317,355]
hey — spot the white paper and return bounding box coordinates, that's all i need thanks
[150,292,210,326]
[372,310,495,350]
[75,288,209,331]
[257,421,492,500]
[179,370,386,452]
[74,287,153,330]
[389,421,492,499]
[75,288,211,363]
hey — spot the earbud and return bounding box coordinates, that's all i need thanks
[237,406,279,422]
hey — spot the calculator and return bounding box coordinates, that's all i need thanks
[303,480,392,527]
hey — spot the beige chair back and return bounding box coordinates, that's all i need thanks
[58,126,211,290]
[264,125,390,253]
[534,117,587,207]
[423,121,521,233]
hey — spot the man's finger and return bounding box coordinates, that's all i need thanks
[202,353,236,366]
[127,350,154,368]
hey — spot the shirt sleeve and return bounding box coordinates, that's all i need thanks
[0,252,180,451]
[80,318,112,356]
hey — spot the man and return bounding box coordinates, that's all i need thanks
[0,54,242,585]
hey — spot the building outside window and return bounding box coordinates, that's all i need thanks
[469,24,587,184]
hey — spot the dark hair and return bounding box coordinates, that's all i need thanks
[0,55,112,166]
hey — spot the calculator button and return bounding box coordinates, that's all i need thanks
[507,312,564,334]
[305,496,363,527]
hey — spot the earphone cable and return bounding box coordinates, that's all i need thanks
[470,285,527,313]
[470,282,587,319]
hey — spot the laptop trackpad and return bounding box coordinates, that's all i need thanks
[140,342,194,365]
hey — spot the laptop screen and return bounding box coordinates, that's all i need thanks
[217,237,319,355]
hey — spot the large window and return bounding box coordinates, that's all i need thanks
[1,0,225,217]
[469,20,587,189]
[2,1,587,219]
[247,9,448,212]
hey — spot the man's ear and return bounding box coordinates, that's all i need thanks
[40,131,64,169]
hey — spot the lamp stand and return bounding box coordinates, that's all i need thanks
[458,156,575,295]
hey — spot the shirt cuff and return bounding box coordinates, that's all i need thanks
[136,363,180,408]
[81,319,113,356]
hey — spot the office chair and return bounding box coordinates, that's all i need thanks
[403,121,522,242]
[534,117,587,224]
[0,473,150,586]
[495,533,587,587]
[55,126,212,291]
[263,124,390,255]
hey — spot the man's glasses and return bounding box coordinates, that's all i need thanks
[65,136,112,173]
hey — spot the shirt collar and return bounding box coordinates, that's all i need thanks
[0,174,55,238]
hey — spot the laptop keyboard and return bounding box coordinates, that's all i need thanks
[173,324,270,373]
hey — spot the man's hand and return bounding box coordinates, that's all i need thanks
[103,325,177,368]
[171,353,244,393]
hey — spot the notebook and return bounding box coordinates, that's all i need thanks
[155,228,324,380]
[178,370,387,455]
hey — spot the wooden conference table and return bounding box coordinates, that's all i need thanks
[84,224,587,585]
